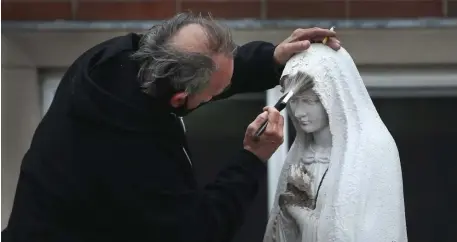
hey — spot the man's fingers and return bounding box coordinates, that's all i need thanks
[292,28,336,41]
[264,120,277,137]
[264,107,284,139]
[262,106,277,113]
[265,107,281,125]
[310,36,341,50]
[277,115,285,138]
[281,41,311,54]
[247,111,268,135]
[326,37,341,50]
[248,107,283,140]
[278,113,284,127]
[254,111,268,126]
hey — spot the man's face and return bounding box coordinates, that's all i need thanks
[289,89,329,133]
[186,54,234,109]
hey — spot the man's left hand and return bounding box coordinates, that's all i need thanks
[274,27,341,65]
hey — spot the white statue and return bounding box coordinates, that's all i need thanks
[263,44,408,242]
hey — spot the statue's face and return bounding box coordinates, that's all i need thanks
[289,89,329,134]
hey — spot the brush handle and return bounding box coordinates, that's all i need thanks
[254,120,269,137]
[254,102,287,137]
[322,26,335,45]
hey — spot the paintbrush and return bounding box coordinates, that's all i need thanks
[254,71,315,138]
[322,26,335,45]
[254,89,295,137]
[255,27,333,138]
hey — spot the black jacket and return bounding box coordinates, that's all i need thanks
[2,33,283,242]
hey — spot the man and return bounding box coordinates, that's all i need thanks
[3,13,340,242]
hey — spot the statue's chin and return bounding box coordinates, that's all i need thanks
[300,124,315,134]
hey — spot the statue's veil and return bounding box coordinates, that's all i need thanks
[263,44,407,242]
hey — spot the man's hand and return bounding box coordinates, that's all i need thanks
[274,27,341,65]
[243,107,284,162]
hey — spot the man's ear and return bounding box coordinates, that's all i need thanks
[170,92,188,108]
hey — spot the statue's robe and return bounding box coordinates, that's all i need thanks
[263,44,408,242]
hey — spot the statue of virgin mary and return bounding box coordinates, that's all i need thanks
[263,44,408,242]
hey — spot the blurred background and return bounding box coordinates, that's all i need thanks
[2,0,457,241]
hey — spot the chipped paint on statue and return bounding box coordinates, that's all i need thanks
[263,44,408,242]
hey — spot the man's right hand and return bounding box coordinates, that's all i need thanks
[243,106,285,162]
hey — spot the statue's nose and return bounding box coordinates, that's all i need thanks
[295,110,307,119]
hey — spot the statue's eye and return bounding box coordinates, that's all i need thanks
[304,97,319,104]
[301,98,314,104]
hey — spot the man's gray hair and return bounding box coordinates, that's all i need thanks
[131,12,237,96]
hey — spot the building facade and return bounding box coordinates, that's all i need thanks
[2,1,457,241]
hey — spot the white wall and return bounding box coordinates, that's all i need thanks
[4,28,457,67]
[1,35,42,228]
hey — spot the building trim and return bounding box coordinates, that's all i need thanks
[3,18,457,32]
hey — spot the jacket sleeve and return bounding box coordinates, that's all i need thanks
[213,41,284,101]
[108,149,267,242]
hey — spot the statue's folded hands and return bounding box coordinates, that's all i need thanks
[287,163,312,193]
[285,205,318,234]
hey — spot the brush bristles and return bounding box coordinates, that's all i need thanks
[282,90,295,103]
[280,71,315,94]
